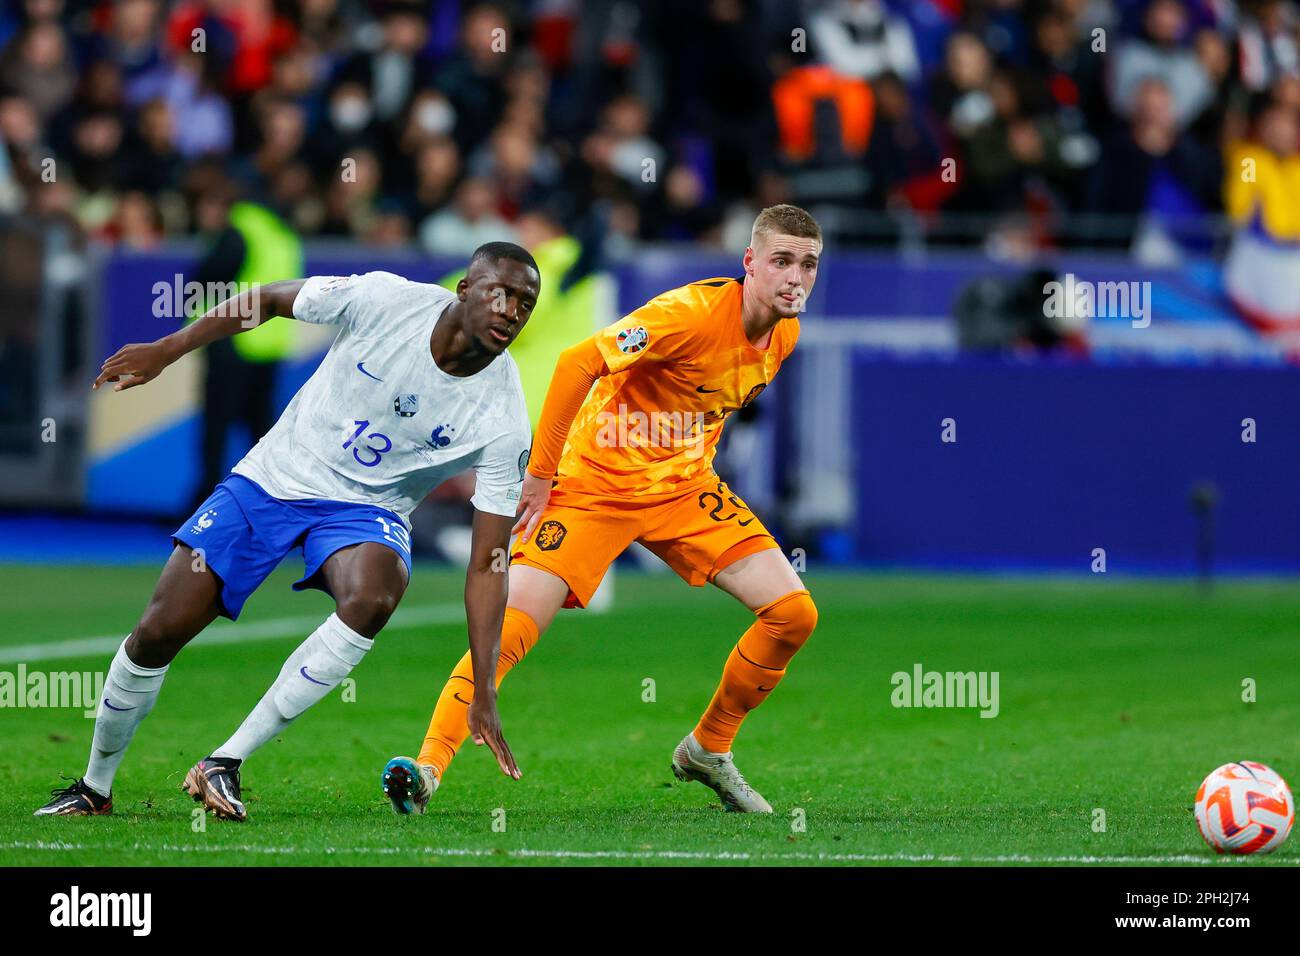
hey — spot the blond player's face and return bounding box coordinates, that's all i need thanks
[745,233,821,319]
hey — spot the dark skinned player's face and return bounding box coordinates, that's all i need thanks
[458,259,540,354]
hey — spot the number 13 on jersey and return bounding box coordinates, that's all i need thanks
[342,419,392,467]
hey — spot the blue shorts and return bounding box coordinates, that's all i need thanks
[173,474,412,620]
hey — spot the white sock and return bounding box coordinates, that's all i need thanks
[212,613,373,762]
[83,639,169,797]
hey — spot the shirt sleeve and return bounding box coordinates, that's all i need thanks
[471,428,531,518]
[526,337,608,480]
[592,289,696,374]
[292,272,405,327]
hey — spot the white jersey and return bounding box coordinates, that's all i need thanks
[232,271,531,524]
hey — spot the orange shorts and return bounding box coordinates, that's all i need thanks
[513,476,780,608]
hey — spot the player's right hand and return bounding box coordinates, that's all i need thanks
[467,691,521,780]
[511,472,552,541]
[93,339,177,391]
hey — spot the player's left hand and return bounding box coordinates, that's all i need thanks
[93,340,177,391]
[467,691,521,779]
[511,472,552,541]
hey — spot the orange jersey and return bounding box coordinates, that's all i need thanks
[555,277,798,497]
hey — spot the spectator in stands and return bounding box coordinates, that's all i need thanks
[235,96,308,199]
[120,97,181,195]
[863,71,950,214]
[0,93,48,193]
[1110,0,1213,129]
[770,59,875,205]
[94,0,166,88]
[810,0,922,83]
[104,189,163,248]
[309,81,380,175]
[66,109,126,229]
[1238,0,1300,93]
[390,88,458,196]
[318,146,382,236]
[1223,95,1300,336]
[1029,2,1108,138]
[335,1,434,127]
[958,67,1075,213]
[0,19,76,121]
[419,175,515,255]
[1088,76,1222,253]
[407,134,462,223]
[467,121,560,220]
[433,3,513,156]
[127,46,234,159]
[929,30,997,142]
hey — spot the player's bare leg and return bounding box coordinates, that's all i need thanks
[392,564,567,812]
[188,543,408,821]
[36,544,224,816]
[672,548,817,812]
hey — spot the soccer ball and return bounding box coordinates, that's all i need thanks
[1194,761,1294,855]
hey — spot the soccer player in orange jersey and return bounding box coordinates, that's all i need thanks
[382,205,821,814]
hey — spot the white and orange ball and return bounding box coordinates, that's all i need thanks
[1194,761,1294,855]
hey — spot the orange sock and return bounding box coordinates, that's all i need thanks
[417,607,540,775]
[693,589,817,754]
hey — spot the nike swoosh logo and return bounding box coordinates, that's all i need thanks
[453,693,472,706]
[299,666,329,686]
[102,699,135,712]
[696,385,721,393]
[356,362,384,382]
[757,685,775,693]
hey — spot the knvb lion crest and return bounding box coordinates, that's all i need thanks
[535,520,567,551]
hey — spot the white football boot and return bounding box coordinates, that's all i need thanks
[671,733,773,813]
[382,756,439,815]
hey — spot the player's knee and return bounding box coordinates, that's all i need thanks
[762,590,818,648]
[335,590,399,638]
[127,610,186,666]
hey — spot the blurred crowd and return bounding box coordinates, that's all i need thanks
[0,0,1298,256]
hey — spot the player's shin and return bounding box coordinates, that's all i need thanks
[693,589,818,754]
[417,606,539,776]
[211,612,372,762]
[82,638,170,797]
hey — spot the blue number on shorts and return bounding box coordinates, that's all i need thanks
[374,515,411,554]
[343,419,392,468]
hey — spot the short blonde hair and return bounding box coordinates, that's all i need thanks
[750,204,822,250]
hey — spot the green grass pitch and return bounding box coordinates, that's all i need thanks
[1,563,1297,866]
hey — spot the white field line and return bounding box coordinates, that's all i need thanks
[0,603,465,664]
[1,841,1293,865]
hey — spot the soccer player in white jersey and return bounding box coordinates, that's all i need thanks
[35,242,539,820]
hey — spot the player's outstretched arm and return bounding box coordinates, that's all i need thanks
[464,508,522,780]
[512,337,609,540]
[92,278,308,391]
